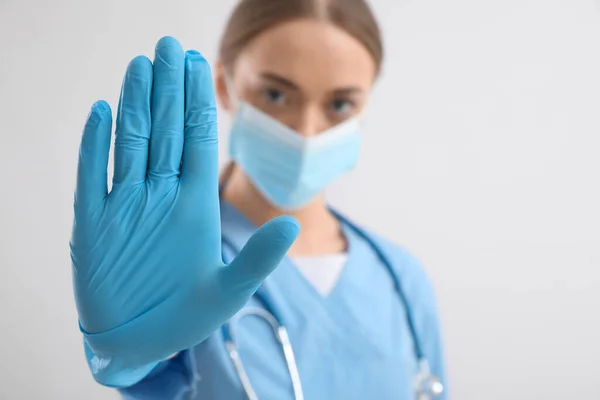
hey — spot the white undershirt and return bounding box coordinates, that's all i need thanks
[291,253,348,296]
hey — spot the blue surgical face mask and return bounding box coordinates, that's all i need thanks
[228,101,362,210]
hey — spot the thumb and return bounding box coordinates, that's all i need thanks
[219,216,300,294]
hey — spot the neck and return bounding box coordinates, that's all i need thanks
[221,165,347,256]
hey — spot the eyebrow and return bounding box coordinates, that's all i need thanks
[259,72,364,95]
[260,72,299,91]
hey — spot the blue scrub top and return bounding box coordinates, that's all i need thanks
[118,202,447,399]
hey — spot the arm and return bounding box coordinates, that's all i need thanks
[118,351,199,400]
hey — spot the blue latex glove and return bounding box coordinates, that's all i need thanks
[70,36,300,387]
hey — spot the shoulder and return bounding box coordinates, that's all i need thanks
[349,222,442,331]
[342,214,448,387]
[360,225,447,378]
[361,228,436,299]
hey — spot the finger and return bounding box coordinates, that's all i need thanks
[180,50,218,187]
[220,216,300,294]
[75,100,112,213]
[113,55,153,186]
[148,36,185,182]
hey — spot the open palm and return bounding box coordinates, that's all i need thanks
[70,37,299,379]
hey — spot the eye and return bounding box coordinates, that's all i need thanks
[330,99,354,115]
[263,88,286,105]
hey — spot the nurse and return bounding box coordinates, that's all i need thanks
[71,0,447,399]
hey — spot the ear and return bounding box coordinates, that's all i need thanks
[214,60,232,112]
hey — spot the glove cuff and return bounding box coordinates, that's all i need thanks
[83,338,160,388]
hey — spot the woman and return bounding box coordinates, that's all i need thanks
[71,0,447,398]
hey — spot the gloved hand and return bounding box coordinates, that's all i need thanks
[70,36,299,387]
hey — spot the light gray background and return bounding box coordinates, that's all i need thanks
[0,0,599,399]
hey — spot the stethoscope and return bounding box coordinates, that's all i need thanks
[218,189,443,399]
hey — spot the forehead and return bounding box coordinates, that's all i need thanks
[233,19,376,91]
